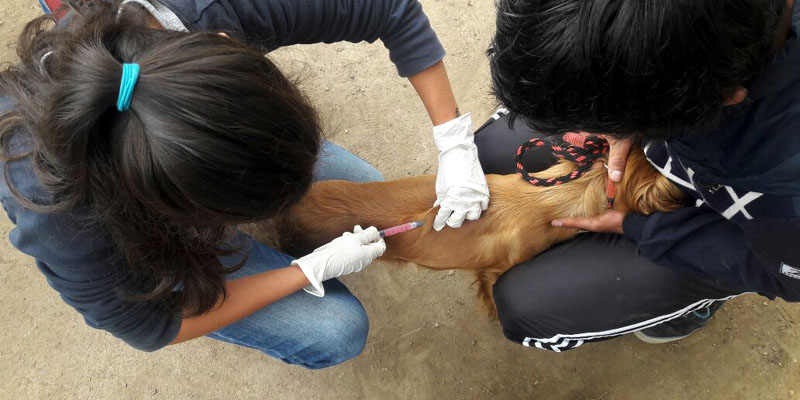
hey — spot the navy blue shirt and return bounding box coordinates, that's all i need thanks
[0,0,445,351]
[158,0,445,77]
[624,1,800,300]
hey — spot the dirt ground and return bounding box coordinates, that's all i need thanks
[1,1,799,399]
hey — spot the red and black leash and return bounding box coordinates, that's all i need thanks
[515,133,616,208]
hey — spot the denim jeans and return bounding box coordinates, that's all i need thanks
[207,142,383,369]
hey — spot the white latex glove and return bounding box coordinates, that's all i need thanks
[292,225,386,297]
[432,113,490,231]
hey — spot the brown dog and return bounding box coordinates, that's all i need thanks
[278,147,684,313]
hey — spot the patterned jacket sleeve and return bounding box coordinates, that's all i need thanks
[623,207,800,301]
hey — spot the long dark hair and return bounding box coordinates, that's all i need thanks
[0,0,321,316]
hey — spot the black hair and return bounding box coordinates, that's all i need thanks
[489,0,786,138]
[0,0,321,316]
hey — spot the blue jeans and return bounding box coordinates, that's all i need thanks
[208,142,383,369]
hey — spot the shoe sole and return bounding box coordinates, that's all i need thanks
[633,329,696,344]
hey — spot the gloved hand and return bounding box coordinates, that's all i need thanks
[432,113,490,231]
[292,225,386,297]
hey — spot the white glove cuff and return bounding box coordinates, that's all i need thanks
[433,113,474,152]
[292,260,325,297]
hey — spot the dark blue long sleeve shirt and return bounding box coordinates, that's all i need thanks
[158,0,445,77]
[0,0,445,351]
[623,1,800,301]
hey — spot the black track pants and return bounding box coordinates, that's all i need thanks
[475,110,745,351]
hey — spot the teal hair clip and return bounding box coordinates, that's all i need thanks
[116,63,140,112]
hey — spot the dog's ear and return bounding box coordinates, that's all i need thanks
[617,150,685,215]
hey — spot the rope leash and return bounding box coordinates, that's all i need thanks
[515,133,616,208]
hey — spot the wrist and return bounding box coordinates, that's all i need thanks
[288,264,312,287]
[291,258,325,297]
[622,213,649,242]
[432,112,471,129]
[433,113,474,152]
[407,60,459,125]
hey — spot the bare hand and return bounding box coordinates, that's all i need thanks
[551,210,626,234]
[602,136,634,183]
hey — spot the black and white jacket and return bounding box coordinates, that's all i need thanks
[622,1,800,300]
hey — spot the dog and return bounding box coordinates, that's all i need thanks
[277,145,684,314]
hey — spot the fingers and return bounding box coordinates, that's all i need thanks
[356,225,386,264]
[551,217,594,230]
[354,225,381,244]
[446,210,466,229]
[365,240,387,258]
[551,210,625,234]
[434,184,489,230]
[435,203,484,230]
[434,206,452,231]
[342,225,362,237]
[605,137,634,182]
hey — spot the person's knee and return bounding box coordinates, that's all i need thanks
[322,308,369,366]
[473,113,555,175]
[473,121,493,154]
[493,271,580,352]
[314,141,384,183]
[494,290,580,353]
[474,119,510,175]
[493,275,547,342]
[289,299,369,369]
[357,166,384,183]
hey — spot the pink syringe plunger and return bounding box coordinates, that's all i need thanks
[378,221,425,238]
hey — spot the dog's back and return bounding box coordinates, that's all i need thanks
[277,148,684,313]
[280,148,683,266]
[280,148,682,268]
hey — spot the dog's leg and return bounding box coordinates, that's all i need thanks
[278,175,437,257]
[472,268,508,319]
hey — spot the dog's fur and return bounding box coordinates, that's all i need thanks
[278,148,684,313]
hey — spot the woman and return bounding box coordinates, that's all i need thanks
[0,0,486,369]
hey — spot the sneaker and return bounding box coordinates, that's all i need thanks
[633,301,724,344]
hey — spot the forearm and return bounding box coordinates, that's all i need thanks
[169,265,309,345]
[623,208,800,300]
[623,209,753,281]
[408,60,459,125]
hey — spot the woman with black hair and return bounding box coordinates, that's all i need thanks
[0,0,488,368]
[478,0,798,350]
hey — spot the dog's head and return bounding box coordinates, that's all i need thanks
[614,148,685,215]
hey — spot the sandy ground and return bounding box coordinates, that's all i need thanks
[1,1,800,399]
